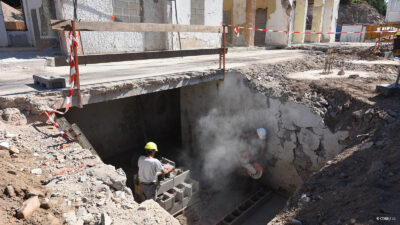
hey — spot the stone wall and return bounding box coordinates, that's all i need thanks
[180,73,348,194]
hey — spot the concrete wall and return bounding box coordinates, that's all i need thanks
[386,0,400,23]
[191,0,205,25]
[265,0,294,47]
[56,0,144,54]
[231,0,247,46]
[292,0,308,43]
[0,2,9,46]
[181,73,348,194]
[143,0,168,51]
[65,89,182,164]
[321,0,339,43]
[340,24,366,42]
[310,0,325,43]
[112,0,141,23]
[170,0,222,50]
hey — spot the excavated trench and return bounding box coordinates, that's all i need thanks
[60,71,354,224]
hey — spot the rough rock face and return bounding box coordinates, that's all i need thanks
[337,2,385,25]
[0,108,27,125]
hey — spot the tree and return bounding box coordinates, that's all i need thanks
[366,0,387,15]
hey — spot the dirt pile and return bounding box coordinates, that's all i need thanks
[0,119,180,225]
[338,2,385,25]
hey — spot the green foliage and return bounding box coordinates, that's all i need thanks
[366,0,387,15]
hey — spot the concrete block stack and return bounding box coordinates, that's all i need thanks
[156,158,199,215]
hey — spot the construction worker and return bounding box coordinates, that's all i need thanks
[394,32,400,58]
[237,128,267,179]
[138,142,170,201]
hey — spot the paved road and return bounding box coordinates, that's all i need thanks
[0,49,305,96]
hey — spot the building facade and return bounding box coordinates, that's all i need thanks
[223,0,340,47]
[0,0,340,51]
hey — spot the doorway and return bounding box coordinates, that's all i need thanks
[254,8,267,46]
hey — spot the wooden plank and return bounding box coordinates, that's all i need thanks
[51,20,228,33]
[51,48,228,66]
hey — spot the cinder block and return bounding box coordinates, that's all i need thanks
[186,178,199,193]
[33,74,66,89]
[181,182,192,198]
[174,186,184,201]
[169,200,183,215]
[183,197,190,208]
[158,192,174,210]
[158,178,174,195]
[173,170,190,186]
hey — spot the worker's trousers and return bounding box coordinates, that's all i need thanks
[140,183,157,201]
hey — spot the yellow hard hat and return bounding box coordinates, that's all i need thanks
[144,142,158,151]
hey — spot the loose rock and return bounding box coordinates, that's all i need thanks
[17,196,41,219]
[30,168,42,175]
[5,185,16,197]
[101,213,112,225]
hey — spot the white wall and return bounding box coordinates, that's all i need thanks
[340,25,365,42]
[265,0,294,47]
[386,0,400,23]
[321,0,340,42]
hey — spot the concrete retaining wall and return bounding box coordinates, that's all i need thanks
[64,89,182,163]
[180,73,348,194]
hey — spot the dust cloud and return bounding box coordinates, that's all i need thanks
[189,74,280,190]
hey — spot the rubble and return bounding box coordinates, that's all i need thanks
[17,196,41,219]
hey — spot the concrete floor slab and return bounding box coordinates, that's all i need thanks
[0,49,305,97]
